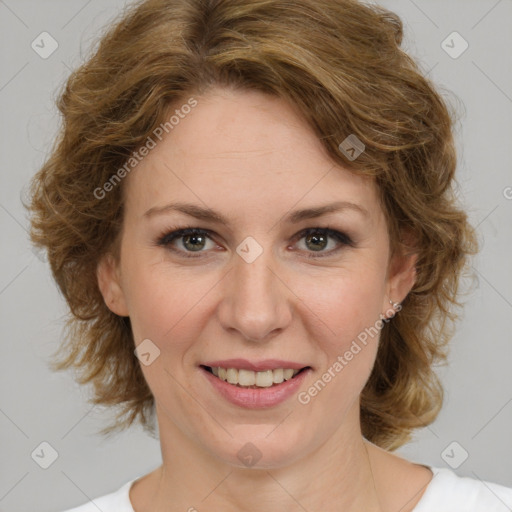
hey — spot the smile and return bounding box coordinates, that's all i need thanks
[200,364,312,409]
[202,366,307,388]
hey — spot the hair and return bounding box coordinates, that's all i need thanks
[27,0,478,450]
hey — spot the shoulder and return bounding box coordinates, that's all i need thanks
[59,478,137,512]
[414,467,512,512]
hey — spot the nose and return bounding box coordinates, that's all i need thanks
[217,245,293,342]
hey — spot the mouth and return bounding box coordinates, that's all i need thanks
[200,365,311,389]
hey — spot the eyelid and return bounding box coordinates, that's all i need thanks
[293,226,354,247]
[156,226,220,253]
[156,225,355,258]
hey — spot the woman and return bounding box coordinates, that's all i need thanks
[28,0,512,510]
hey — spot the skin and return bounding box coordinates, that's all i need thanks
[97,87,433,512]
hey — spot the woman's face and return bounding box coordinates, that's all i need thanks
[99,87,415,469]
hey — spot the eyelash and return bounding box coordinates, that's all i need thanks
[156,225,354,259]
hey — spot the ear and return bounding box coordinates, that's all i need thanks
[96,253,129,317]
[383,231,418,313]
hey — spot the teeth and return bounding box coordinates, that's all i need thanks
[210,367,302,388]
[273,368,284,384]
[238,369,256,386]
[256,370,273,388]
[226,368,238,385]
[283,369,294,380]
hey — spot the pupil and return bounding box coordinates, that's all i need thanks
[306,232,326,251]
[184,234,205,251]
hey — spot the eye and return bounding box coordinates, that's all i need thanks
[292,227,354,258]
[156,225,354,259]
[157,227,217,257]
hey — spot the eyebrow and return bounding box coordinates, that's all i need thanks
[143,200,368,225]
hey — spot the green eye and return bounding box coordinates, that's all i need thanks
[157,226,354,259]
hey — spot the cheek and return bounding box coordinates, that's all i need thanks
[289,267,387,434]
[299,261,387,348]
[121,252,217,349]
[295,260,387,396]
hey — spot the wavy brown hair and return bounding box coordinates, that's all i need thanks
[27,0,477,450]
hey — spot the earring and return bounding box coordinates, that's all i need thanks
[389,299,401,310]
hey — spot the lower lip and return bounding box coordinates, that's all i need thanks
[200,367,311,409]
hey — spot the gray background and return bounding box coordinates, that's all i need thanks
[0,0,511,510]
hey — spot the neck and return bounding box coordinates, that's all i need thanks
[144,403,382,512]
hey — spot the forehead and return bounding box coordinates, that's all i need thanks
[124,88,380,223]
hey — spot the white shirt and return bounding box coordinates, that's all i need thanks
[61,466,512,511]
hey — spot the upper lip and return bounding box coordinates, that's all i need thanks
[201,359,311,372]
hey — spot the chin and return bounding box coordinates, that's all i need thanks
[210,424,313,470]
